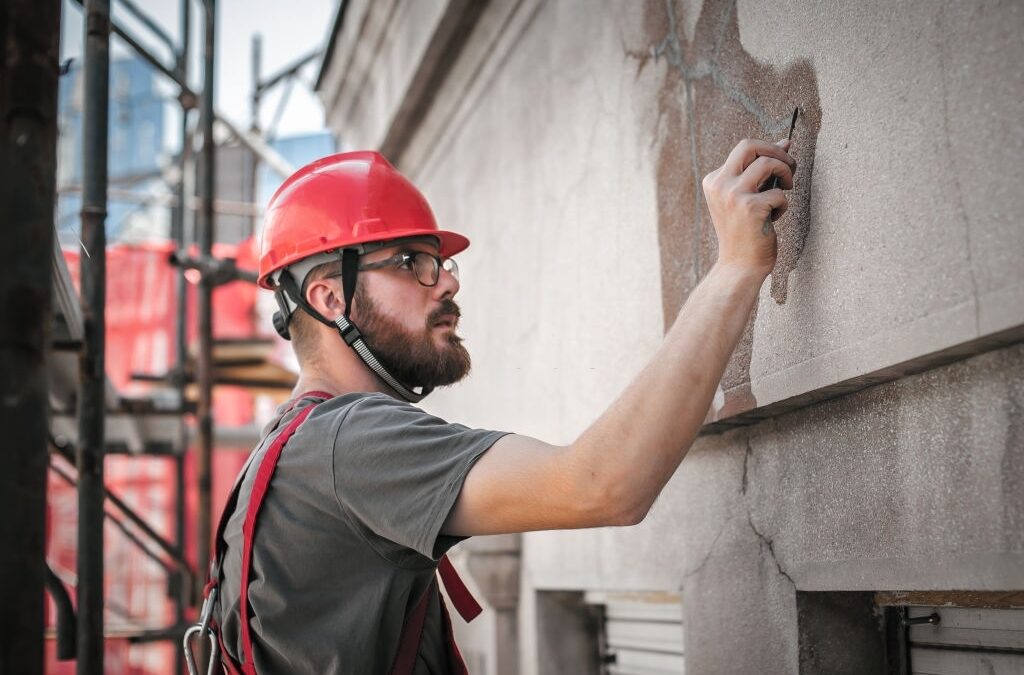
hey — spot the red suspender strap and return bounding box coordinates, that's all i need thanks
[389,581,432,675]
[438,556,482,623]
[213,391,483,675]
[438,588,469,675]
[389,557,480,675]
[237,395,329,674]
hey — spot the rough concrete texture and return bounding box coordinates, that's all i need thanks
[315,0,1024,672]
[673,343,1024,673]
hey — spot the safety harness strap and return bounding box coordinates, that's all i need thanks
[209,391,478,674]
[206,392,334,593]
[438,556,483,623]
[238,399,324,674]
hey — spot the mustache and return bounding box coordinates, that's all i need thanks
[427,299,461,326]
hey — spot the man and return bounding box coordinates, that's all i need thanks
[209,140,795,673]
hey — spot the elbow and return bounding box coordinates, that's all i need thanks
[565,442,653,528]
[609,499,652,527]
[582,479,652,528]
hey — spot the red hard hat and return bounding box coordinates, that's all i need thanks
[257,151,469,289]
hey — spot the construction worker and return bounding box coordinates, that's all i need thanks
[200,139,795,674]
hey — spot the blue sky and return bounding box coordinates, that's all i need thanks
[59,0,337,140]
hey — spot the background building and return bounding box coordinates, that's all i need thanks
[317,1,1024,673]
[57,56,168,244]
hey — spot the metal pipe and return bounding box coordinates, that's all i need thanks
[0,2,62,673]
[77,1,111,672]
[249,34,262,237]
[69,0,295,178]
[196,0,217,613]
[173,1,190,645]
[250,34,262,131]
[116,0,176,55]
[255,47,322,95]
[48,454,195,576]
[44,565,77,661]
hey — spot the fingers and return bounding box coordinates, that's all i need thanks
[759,188,789,222]
[739,155,794,192]
[724,138,796,177]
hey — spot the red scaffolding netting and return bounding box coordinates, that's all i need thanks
[47,239,264,674]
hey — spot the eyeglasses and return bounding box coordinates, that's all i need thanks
[357,251,459,287]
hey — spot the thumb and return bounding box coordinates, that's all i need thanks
[776,138,791,151]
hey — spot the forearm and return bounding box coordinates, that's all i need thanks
[571,262,766,522]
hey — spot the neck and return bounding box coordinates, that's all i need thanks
[292,344,394,400]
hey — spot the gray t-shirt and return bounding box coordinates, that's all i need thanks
[215,392,507,674]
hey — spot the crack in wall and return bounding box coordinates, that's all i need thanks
[683,524,726,580]
[936,2,981,335]
[740,433,752,495]
[746,510,795,587]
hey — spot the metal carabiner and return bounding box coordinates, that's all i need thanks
[183,587,221,675]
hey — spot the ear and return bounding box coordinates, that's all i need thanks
[304,277,346,321]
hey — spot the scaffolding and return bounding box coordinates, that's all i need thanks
[0,0,321,672]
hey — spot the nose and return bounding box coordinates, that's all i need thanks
[434,263,460,300]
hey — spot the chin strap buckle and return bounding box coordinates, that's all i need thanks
[335,315,362,346]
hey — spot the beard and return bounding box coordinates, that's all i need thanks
[351,286,472,389]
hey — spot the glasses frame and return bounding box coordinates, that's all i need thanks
[356,251,459,288]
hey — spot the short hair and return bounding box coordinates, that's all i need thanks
[289,259,342,366]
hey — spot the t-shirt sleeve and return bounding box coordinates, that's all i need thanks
[331,394,507,562]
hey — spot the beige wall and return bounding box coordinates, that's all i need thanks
[318,1,1024,672]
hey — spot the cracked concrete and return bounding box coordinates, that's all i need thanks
[746,510,795,587]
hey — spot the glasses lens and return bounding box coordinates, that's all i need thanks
[412,253,440,286]
[442,257,459,281]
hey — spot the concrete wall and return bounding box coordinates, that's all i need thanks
[318,1,1024,672]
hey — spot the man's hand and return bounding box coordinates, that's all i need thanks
[702,138,796,276]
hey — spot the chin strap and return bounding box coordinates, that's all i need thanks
[271,249,432,404]
[332,313,432,403]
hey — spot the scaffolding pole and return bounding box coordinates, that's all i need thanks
[196,0,217,618]
[171,9,193,674]
[77,0,111,672]
[0,2,62,674]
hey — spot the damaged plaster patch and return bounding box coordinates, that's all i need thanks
[631,0,822,422]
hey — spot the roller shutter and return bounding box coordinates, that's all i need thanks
[907,606,1024,675]
[585,591,685,675]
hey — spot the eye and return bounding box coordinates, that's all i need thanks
[397,254,414,270]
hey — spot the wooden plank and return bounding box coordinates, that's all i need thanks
[876,591,1024,610]
[909,607,1024,632]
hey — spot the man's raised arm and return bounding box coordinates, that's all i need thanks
[444,138,796,537]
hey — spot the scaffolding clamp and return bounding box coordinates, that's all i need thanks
[183,585,220,675]
[170,250,258,287]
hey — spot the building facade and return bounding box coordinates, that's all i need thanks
[316,1,1024,672]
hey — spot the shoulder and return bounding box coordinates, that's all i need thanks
[333,393,466,439]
